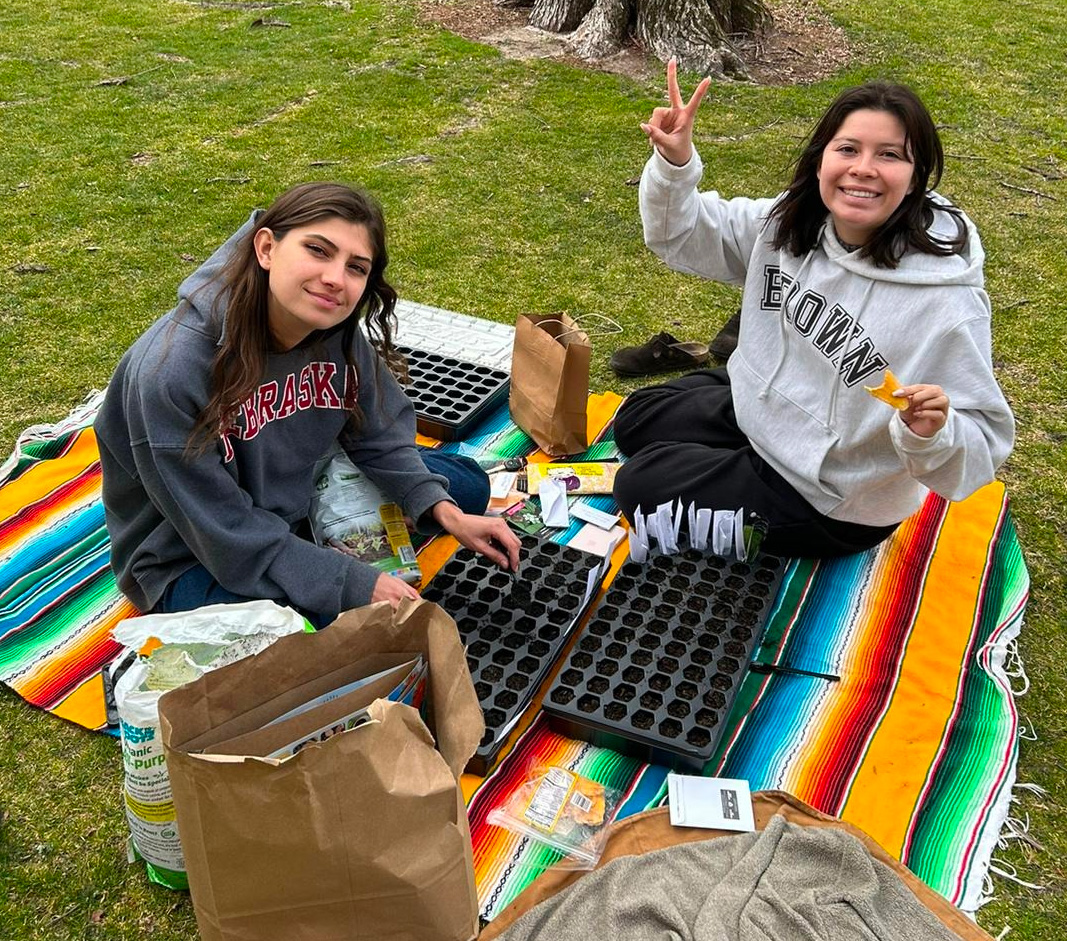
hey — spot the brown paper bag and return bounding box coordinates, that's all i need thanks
[509,312,590,456]
[158,599,483,941]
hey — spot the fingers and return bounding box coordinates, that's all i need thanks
[666,56,683,109]
[493,523,522,570]
[900,384,949,416]
[372,573,420,609]
[641,122,672,153]
[476,522,522,572]
[687,76,712,114]
[665,58,710,114]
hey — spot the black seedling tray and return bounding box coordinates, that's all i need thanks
[420,533,607,774]
[543,549,788,771]
[398,345,510,442]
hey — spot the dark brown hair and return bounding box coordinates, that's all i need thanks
[188,182,401,451]
[768,81,966,267]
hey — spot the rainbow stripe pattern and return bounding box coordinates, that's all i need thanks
[467,480,1026,918]
[1,393,1027,918]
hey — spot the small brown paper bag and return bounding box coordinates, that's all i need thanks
[509,312,590,456]
[158,599,483,941]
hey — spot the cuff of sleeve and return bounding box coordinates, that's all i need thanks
[889,410,952,452]
[340,558,383,612]
[647,146,704,187]
[403,481,455,533]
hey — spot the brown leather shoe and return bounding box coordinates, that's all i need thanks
[709,309,741,361]
[609,331,710,378]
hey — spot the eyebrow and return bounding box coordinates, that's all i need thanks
[832,135,908,150]
[304,233,373,263]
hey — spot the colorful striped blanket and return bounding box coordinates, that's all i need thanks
[0,392,1027,919]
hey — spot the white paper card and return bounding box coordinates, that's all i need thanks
[628,527,648,563]
[655,501,677,554]
[570,501,621,531]
[634,504,648,549]
[733,507,746,561]
[539,478,570,528]
[712,510,734,556]
[490,471,518,499]
[693,508,712,551]
[569,522,627,558]
[667,773,755,832]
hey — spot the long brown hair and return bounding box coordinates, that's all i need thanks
[768,82,966,268]
[188,182,401,452]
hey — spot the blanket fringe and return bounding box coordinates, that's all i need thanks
[999,637,1030,696]
[975,779,1049,908]
[0,389,105,485]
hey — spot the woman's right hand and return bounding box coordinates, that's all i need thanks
[641,57,711,168]
[371,572,420,608]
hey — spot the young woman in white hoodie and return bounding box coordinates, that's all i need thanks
[612,64,1014,557]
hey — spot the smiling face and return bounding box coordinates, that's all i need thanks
[817,108,916,247]
[253,217,374,351]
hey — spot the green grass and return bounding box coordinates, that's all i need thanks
[0,0,1064,936]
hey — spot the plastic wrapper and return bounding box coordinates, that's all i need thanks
[487,765,623,869]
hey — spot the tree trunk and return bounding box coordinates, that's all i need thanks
[635,0,756,77]
[567,0,630,60]
[528,0,769,78]
[531,0,595,32]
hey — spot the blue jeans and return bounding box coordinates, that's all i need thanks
[156,450,489,627]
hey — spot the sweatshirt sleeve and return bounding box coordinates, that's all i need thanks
[639,147,776,287]
[338,333,454,529]
[126,370,380,617]
[887,300,1014,501]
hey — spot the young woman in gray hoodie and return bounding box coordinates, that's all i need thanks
[613,65,1014,557]
[96,183,519,625]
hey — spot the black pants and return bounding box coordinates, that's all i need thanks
[612,368,897,558]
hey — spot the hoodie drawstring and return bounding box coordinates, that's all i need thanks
[826,277,875,431]
[759,249,819,402]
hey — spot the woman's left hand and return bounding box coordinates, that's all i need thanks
[896,383,950,438]
[432,502,522,571]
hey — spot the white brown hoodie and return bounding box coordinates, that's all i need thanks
[640,147,1014,527]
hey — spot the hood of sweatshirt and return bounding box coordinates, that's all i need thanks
[822,195,985,288]
[172,210,262,345]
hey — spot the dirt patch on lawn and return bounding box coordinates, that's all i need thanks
[418,0,854,86]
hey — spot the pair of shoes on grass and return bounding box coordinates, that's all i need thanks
[609,311,742,378]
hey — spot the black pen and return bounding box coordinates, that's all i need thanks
[749,661,840,682]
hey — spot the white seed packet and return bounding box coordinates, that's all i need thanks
[667,773,755,832]
[539,477,570,528]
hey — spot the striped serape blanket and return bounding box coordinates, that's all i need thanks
[466,478,1027,919]
[0,392,1027,920]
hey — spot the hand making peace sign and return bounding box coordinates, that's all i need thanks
[641,58,712,168]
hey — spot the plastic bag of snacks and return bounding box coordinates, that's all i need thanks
[487,765,623,868]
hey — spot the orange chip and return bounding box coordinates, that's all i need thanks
[864,369,908,410]
[566,777,606,827]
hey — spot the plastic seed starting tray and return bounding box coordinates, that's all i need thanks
[420,533,607,774]
[397,345,510,442]
[542,549,788,771]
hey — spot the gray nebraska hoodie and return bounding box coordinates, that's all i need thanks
[640,148,1014,527]
[95,212,452,618]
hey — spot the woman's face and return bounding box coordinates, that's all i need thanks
[253,217,374,351]
[817,108,916,246]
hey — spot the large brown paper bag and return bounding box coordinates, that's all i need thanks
[509,312,590,456]
[158,599,483,941]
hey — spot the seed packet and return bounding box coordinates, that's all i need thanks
[523,462,620,496]
[487,765,623,868]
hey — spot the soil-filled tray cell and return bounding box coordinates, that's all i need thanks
[421,531,606,774]
[397,345,510,442]
[544,548,788,770]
